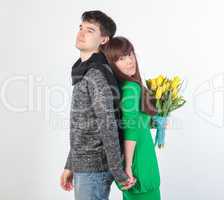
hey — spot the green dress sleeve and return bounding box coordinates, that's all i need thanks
[121,81,141,141]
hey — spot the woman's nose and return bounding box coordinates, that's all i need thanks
[127,57,133,65]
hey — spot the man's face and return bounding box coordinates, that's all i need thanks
[76,21,108,52]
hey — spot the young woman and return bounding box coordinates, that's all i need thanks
[101,37,161,200]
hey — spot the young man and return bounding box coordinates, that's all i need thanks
[60,10,135,200]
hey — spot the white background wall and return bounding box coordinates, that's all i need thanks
[1,0,224,199]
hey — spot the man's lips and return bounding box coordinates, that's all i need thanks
[78,39,85,43]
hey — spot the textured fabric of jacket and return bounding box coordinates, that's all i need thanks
[64,53,129,183]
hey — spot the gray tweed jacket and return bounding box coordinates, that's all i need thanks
[64,66,128,183]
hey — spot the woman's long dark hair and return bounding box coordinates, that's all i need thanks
[101,36,157,116]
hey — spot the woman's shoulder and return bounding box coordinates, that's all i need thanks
[121,80,141,91]
[122,80,140,87]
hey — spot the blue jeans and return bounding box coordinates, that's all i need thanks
[73,171,114,200]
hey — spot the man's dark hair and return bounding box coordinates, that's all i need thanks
[81,10,116,39]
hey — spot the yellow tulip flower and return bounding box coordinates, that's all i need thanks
[156,75,164,87]
[166,82,171,90]
[162,84,167,93]
[171,76,181,89]
[155,86,163,99]
[172,88,178,99]
[151,79,157,90]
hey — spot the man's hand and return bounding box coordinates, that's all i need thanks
[60,169,74,191]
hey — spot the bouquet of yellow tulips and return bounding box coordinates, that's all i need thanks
[146,75,186,148]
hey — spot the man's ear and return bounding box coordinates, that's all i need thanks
[101,36,109,45]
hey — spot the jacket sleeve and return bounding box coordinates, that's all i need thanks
[86,68,129,183]
[64,149,72,170]
[121,81,141,141]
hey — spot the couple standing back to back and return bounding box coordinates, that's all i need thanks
[60,10,161,200]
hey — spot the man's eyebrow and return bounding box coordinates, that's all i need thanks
[79,24,96,32]
[86,27,96,32]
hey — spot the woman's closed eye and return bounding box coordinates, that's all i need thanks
[118,56,125,61]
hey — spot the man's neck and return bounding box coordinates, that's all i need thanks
[80,50,99,62]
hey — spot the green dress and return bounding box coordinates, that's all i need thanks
[115,80,161,200]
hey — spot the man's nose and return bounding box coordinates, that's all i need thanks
[79,30,85,38]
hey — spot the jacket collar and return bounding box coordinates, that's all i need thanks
[71,52,108,85]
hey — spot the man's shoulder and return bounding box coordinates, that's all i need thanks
[85,64,113,82]
[85,67,105,81]
[84,64,119,93]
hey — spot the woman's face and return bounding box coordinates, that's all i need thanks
[115,51,137,76]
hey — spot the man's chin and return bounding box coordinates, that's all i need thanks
[76,45,85,51]
[75,42,86,49]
